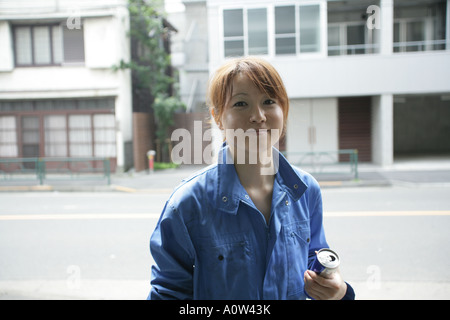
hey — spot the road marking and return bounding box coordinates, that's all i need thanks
[112,185,174,193]
[319,181,343,187]
[1,211,450,221]
[0,213,161,221]
[324,210,450,217]
[0,185,53,192]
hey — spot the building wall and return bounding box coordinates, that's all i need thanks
[0,0,133,171]
[171,1,209,113]
[394,94,450,154]
[203,0,450,166]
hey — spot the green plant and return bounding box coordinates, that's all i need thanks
[114,0,186,163]
[118,0,173,96]
[153,161,179,170]
[153,94,186,158]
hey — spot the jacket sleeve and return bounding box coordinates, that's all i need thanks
[148,202,196,300]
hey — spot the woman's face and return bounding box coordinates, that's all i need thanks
[219,73,284,162]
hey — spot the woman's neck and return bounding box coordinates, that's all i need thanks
[231,147,276,189]
[233,152,275,224]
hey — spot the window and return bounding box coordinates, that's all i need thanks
[69,115,93,157]
[44,116,67,157]
[63,27,85,62]
[223,8,268,57]
[13,24,85,66]
[275,6,296,55]
[327,0,380,56]
[394,19,446,52]
[248,8,268,55]
[223,9,244,57]
[393,0,447,52]
[274,4,322,55]
[0,116,18,157]
[33,26,52,64]
[327,25,341,56]
[223,5,322,58]
[93,114,116,157]
[327,23,378,56]
[346,24,366,54]
[21,116,40,158]
[299,5,321,53]
[0,98,116,159]
[14,27,32,65]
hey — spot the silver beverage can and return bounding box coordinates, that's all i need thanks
[310,248,340,279]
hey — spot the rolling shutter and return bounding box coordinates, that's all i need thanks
[338,97,372,162]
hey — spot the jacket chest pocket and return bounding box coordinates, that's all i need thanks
[195,234,255,299]
[284,220,311,297]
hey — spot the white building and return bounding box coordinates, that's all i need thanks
[171,0,450,166]
[0,0,133,172]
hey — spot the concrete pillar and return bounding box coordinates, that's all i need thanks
[372,94,394,167]
[446,0,450,50]
[380,0,394,55]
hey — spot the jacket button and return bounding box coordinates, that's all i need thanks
[218,255,224,261]
[222,196,228,202]
[285,200,289,205]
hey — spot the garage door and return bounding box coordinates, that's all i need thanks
[338,97,372,162]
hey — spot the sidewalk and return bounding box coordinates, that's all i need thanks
[1,156,450,192]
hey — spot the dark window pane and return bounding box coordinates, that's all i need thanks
[224,40,244,57]
[223,9,243,37]
[63,27,85,62]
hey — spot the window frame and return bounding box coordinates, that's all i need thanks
[393,16,446,53]
[222,6,270,58]
[327,21,380,56]
[0,99,116,159]
[12,23,85,67]
[220,1,324,59]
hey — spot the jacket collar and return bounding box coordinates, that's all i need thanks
[214,144,307,215]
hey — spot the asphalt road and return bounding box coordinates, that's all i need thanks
[0,184,449,300]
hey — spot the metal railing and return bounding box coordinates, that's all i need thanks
[283,149,359,180]
[328,39,448,56]
[0,157,111,185]
[393,39,448,52]
[328,43,380,55]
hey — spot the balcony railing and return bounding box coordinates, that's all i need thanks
[328,43,380,56]
[328,39,448,56]
[393,39,448,52]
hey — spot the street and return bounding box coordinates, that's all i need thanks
[0,184,449,300]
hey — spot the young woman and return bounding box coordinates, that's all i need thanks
[149,57,354,300]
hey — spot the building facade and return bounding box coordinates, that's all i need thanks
[0,0,133,172]
[171,0,450,166]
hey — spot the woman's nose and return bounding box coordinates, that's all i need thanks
[249,105,266,123]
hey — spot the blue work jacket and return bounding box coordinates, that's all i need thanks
[149,145,329,300]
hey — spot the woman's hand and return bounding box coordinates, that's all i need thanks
[304,269,347,300]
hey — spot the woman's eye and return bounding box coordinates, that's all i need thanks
[264,99,276,105]
[233,101,247,107]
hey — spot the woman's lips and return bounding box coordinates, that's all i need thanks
[248,128,269,135]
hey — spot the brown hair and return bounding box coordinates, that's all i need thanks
[207,57,289,133]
